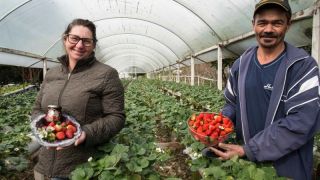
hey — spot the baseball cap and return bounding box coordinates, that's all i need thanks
[254,0,292,16]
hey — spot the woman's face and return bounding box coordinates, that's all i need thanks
[64,25,95,62]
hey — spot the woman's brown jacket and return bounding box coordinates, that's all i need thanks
[31,53,125,178]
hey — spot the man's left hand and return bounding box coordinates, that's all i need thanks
[209,143,245,160]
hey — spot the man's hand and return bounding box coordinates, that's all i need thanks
[209,143,245,160]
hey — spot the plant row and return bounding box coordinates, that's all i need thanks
[158,81,225,112]
[71,79,283,180]
[0,80,287,179]
[0,90,36,177]
[0,83,30,95]
[71,79,193,179]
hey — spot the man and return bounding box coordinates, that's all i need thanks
[207,0,320,179]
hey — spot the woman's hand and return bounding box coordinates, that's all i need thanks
[209,143,245,160]
[74,131,86,146]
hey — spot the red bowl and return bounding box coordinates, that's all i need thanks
[187,112,233,146]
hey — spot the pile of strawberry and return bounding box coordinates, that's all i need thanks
[188,112,234,145]
[37,117,78,142]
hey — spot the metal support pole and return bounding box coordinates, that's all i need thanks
[198,76,200,86]
[169,66,172,81]
[191,56,195,86]
[177,62,180,83]
[162,67,165,81]
[43,58,47,79]
[312,3,320,64]
[217,45,223,90]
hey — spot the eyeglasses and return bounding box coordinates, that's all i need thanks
[65,34,94,47]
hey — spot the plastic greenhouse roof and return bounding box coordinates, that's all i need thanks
[0,0,317,73]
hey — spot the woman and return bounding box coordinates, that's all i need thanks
[31,19,125,179]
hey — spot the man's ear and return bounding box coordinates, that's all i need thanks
[286,20,292,32]
[252,19,255,30]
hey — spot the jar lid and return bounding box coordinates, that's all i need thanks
[47,105,61,110]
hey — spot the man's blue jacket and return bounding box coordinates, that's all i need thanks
[222,42,320,180]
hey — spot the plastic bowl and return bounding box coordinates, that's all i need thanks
[31,114,81,147]
[187,112,233,146]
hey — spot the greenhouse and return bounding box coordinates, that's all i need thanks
[0,0,320,179]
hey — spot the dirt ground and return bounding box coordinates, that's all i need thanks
[153,120,195,180]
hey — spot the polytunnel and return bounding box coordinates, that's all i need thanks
[2,1,320,179]
[0,0,319,89]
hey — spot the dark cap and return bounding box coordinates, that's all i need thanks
[254,0,292,16]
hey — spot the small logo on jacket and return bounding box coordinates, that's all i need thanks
[264,84,273,91]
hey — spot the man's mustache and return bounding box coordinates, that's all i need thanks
[260,33,277,38]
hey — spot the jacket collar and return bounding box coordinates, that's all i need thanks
[58,52,96,73]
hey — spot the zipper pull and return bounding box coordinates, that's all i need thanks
[68,73,71,80]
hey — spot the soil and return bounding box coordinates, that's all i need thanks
[153,120,196,179]
[0,161,35,180]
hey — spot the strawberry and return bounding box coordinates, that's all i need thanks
[190,114,196,121]
[210,132,218,139]
[205,129,212,136]
[220,131,227,136]
[67,125,77,133]
[48,122,55,127]
[56,131,65,140]
[188,120,195,126]
[61,122,67,127]
[54,124,63,132]
[65,129,74,139]
[224,127,233,133]
[198,113,204,119]
[66,120,74,126]
[215,116,222,123]
[222,118,230,125]
[197,126,203,133]
[203,123,209,131]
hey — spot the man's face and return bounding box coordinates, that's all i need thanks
[253,7,290,49]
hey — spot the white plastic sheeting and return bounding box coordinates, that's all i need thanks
[0,0,317,73]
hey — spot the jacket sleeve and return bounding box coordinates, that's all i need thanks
[244,57,320,161]
[222,60,239,122]
[82,69,125,147]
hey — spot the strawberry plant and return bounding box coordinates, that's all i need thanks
[0,90,36,178]
[0,83,30,95]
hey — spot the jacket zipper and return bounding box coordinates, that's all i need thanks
[269,56,308,125]
[50,72,71,177]
[58,72,72,106]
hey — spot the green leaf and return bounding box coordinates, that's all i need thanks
[71,167,94,180]
[137,157,149,168]
[147,174,161,180]
[202,166,226,178]
[97,154,121,170]
[127,174,142,180]
[98,171,114,180]
[247,165,256,178]
[255,169,266,180]
[4,156,29,172]
[111,144,129,155]
[126,161,142,173]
